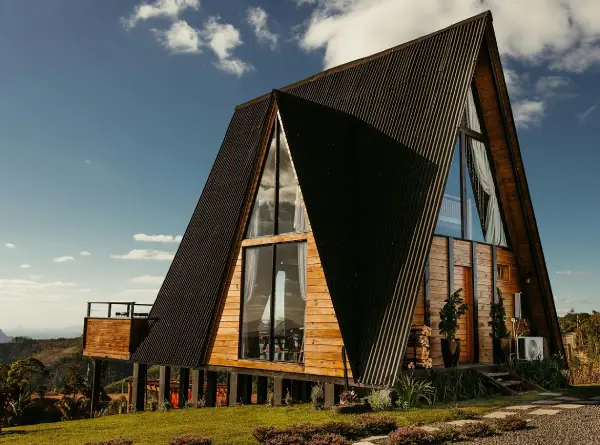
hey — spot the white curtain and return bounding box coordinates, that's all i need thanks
[297,242,307,302]
[244,247,259,302]
[293,187,308,232]
[466,90,507,247]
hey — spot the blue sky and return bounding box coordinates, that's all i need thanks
[0,0,599,331]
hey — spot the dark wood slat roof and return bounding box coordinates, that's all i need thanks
[130,11,565,385]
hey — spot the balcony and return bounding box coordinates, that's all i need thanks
[83,302,153,361]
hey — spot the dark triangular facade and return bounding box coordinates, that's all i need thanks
[132,11,564,385]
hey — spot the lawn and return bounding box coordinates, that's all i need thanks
[0,392,551,445]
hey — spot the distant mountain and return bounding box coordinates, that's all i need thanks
[4,325,83,340]
[0,328,11,343]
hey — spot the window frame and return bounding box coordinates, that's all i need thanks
[444,82,511,248]
[244,114,309,240]
[238,238,308,364]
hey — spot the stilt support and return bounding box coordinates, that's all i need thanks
[158,365,171,408]
[131,362,147,413]
[227,372,238,406]
[191,369,204,407]
[90,358,102,416]
[273,377,283,406]
[324,383,335,408]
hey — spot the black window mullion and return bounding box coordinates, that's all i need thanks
[460,130,468,240]
[269,119,281,361]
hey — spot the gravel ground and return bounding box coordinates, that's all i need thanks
[467,406,600,445]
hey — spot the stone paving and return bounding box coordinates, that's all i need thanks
[351,394,595,445]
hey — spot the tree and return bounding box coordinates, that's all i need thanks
[489,288,510,339]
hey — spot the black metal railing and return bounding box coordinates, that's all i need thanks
[86,302,153,319]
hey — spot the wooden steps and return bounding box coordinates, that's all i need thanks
[473,365,542,396]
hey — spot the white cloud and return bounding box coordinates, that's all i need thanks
[134,233,183,243]
[534,76,572,99]
[80,250,92,256]
[299,0,600,73]
[53,256,75,263]
[246,7,279,50]
[27,274,42,280]
[202,17,253,76]
[123,0,200,29]
[131,275,165,285]
[20,264,31,269]
[296,0,317,5]
[578,104,597,123]
[555,270,590,276]
[154,20,203,53]
[84,160,92,165]
[5,243,15,249]
[79,288,92,292]
[512,100,545,129]
[111,249,175,261]
[0,279,76,296]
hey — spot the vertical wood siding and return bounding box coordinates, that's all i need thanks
[411,236,522,366]
[205,229,352,379]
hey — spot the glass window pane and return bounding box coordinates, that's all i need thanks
[465,155,485,243]
[465,86,482,133]
[273,242,306,363]
[277,117,308,234]
[435,138,462,238]
[465,137,508,246]
[241,245,274,360]
[246,128,276,238]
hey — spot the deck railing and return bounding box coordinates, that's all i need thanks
[86,301,153,319]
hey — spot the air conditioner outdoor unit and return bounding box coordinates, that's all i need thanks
[517,337,544,360]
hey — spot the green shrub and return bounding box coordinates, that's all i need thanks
[506,356,568,390]
[168,434,212,445]
[352,414,397,436]
[105,395,128,415]
[85,439,134,445]
[387,427,436,445]
[367,389,393,411]
[460,422,495,438]
[394,374,435,409]
[432,426,461,443]
[429,369,491,403]
[489,288,510,339]
[494,414,528,431]
[447,407,480,421]
[311,384,325,410]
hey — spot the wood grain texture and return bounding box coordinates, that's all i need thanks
[410,237,521,366]
[83,318,145,360]
[206,222,351,379]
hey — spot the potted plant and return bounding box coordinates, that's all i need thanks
[439,289,468,368]
[489,288,512,363]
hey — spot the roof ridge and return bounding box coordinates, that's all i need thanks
[235,10,491,110]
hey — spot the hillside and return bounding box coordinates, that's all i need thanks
[0,328,10,343]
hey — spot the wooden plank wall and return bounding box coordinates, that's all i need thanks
[206,230,352,379]
[412,236,521,366]
[475,39,561,350]
[83,318,133,360]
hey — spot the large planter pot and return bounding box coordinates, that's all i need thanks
[493,337,512,364]
[441,338,461,368]
[332,404,371,415]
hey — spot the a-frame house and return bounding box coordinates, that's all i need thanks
[82,11,564,410]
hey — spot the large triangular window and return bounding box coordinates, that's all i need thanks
[245,114,308,239]
[435,85,508,247]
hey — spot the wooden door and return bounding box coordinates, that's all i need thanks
[454,266,474,363]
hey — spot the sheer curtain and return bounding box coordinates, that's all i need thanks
[293,187,308,232]
[244,248,259,303]
[297,242,307,302]
[466,90,508,247]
